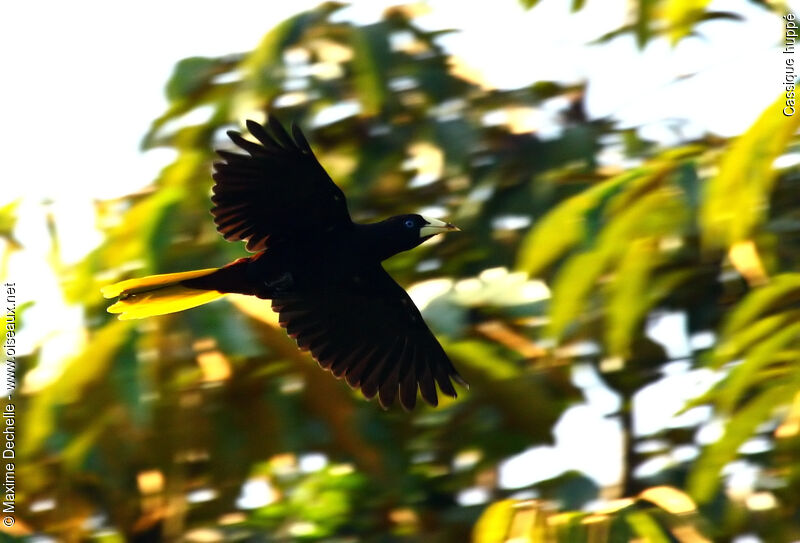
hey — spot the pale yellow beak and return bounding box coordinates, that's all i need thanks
[419,216,460,237]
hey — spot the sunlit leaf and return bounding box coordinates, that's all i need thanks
[547,185,687,344]
[713,309,800,367]
[718,273,800,339]
[701,92,800,248]
[548,249,609,340]
[518,147,699,277]
[606,238,660,356]
[665,0,712,45]
[638,485,697,514]
[516,171,632,276]
[688,382,796,503]
[714,321,800,413]
[0,199,21,279]
[625,510,670,542]
[728,240,768,286]
[0,199,20,240]
[473,499,514,543]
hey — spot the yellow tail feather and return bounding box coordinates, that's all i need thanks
[101,268,219,298]
[108,286,226,320]
[103,268,225,320]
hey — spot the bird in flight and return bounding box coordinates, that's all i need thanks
[102,117,466,410]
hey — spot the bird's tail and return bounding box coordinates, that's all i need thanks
[102,268,227,320]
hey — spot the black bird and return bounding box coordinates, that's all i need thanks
[102,117,466,410]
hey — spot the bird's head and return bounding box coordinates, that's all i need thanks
[385,214,460,253]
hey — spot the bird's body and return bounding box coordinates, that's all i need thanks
[103,117,465,410]
[186,217,438,296]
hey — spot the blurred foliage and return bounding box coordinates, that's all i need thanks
[519,0,751,48]
[474,485,710,542]
[11,1,800,542]
[0,200,21,278]
[701,92,800,249]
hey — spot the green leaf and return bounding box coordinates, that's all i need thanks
[548,249,610,340]
[548,186,687,344]
[598,187,687,250]
[518,147,700,276]
[142,83,235,150]
[447,340,523,380]
[571,0,587,11]
[242,4,345,96]
[517,171,633,276]
[715,321,800,413]
[718,273,800,339]
[635,0,655,48]
[713,309,800,366]
[350,23,391,116]
[688,382,796,503]
[701,92,800,248]
[446,339,577,444]
[625,510,670,542]
[61,409,116,471]
[166,56,230,101]
[606,239,660,356]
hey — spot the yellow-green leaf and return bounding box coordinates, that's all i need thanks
[665,0,712,45]
[473,500,514,543]
[719,273,800,339]
[606,238,661,357]
[688,383,796,503]
[517,171,634,276]
[701,92,800,248]
[715,321,800,413]
[350,25,390,116]
[548,249,610,340]
[625,510,670,542]
[714,309,800,366]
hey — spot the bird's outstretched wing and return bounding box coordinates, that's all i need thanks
[272,265,467,410]
[211,117,352,252]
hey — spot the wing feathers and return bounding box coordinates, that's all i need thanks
[418,364,438,407]
[400,364,418,411]
[267,116,295,148]
[226,131,268,156]
[292,123,313,153]
[361,337,402,400]
[270,262,467,409]
[211,118,352,252]
[245,119,280,149]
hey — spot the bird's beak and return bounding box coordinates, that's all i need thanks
[419,216,460,238]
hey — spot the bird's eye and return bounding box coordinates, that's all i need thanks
[404,219,415,228]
